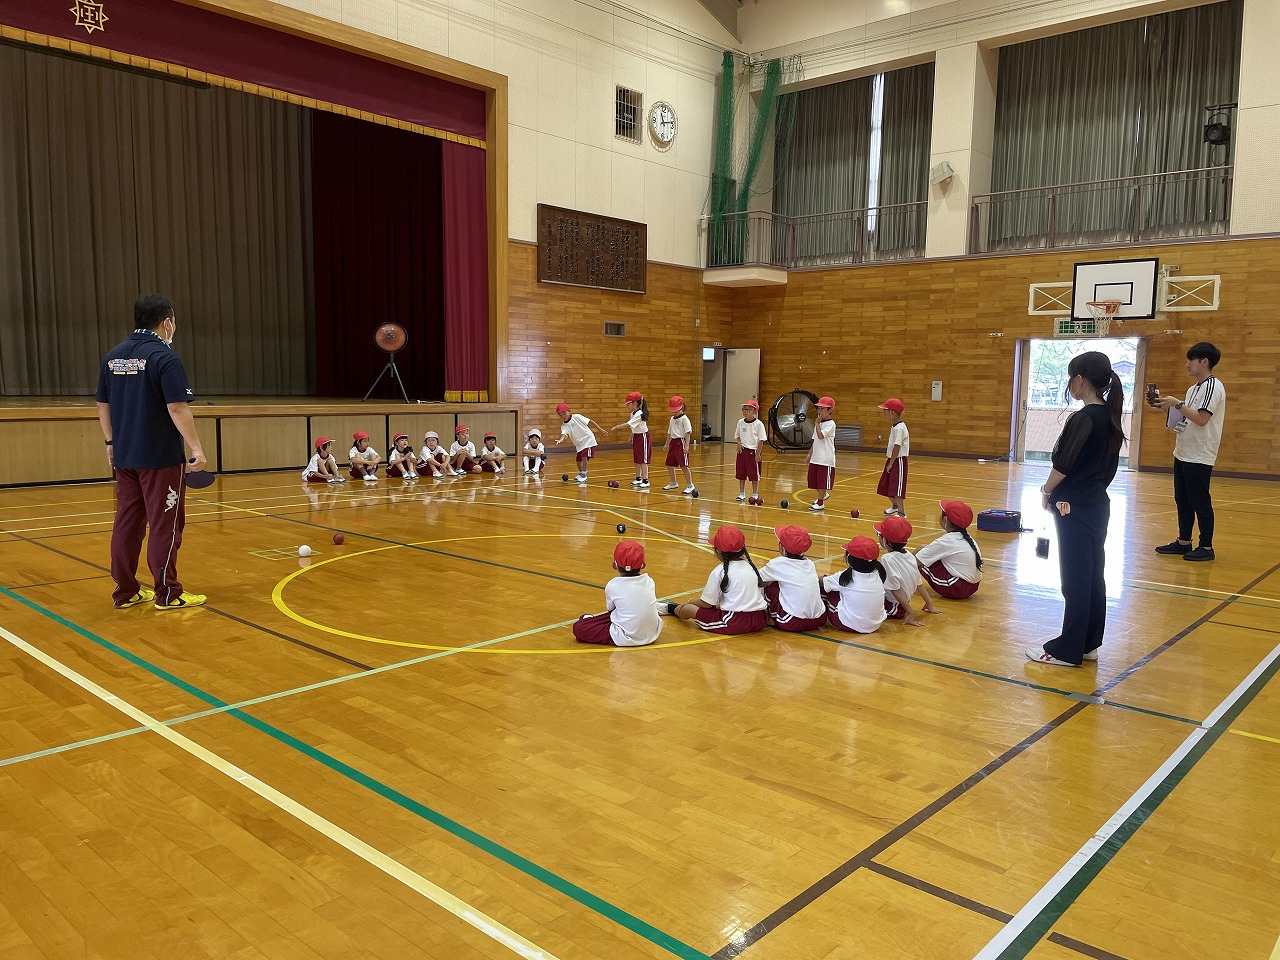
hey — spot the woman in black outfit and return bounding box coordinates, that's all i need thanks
[1027,351,1125,667]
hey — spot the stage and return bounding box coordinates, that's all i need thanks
[0,399,521,486]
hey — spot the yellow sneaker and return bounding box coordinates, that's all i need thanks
[154,591,207,610]
[114,589,156,609]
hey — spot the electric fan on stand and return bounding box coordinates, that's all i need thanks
[768,389,820,452]
[362,322,411,403]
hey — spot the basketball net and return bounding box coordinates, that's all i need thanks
[1084,300,1121,336]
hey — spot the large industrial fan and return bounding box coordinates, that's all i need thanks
[768,389,820,451]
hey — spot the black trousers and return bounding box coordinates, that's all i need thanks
[1173,457,1214,548]
[1044,498,1109,665]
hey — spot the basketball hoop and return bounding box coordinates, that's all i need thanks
[1084,300,1121,336]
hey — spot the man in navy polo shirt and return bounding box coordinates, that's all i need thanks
[95,294,208,610]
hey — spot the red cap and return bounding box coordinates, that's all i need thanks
[873,515,913,542]
[455,424,469,434]
[625,391,643,403]
[352,430,370,441]
[484,431,497,440]
[940,499,973,528]
[878,398,905,413]
[774,525,812,555]
[392,433,408,443]
[555,403,571,414]
[668,395,685,412]
[816,396,835,409]
[711,526,746,553]
[741,400,760,411]
[314,437,333,450]
[844,536,880,561]
[613,540,645,572]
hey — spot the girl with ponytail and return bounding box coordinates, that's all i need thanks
[822,536,889,633]
[1027,350,1124,667]
[668,526,768,634]
[612,391,652,489]
[915,500,983,600]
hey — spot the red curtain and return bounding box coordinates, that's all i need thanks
[441,143,490,401]
[311,112,444,400]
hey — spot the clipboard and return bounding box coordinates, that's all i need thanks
[1166,407,1187,431]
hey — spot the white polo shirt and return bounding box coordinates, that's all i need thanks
[810,419,836,467]
[558,414,596,452]
[1173,376,1227,467]
[822,570,887,633]
[886,421,910,458]
[302,453,334,479]
[450,440,477,459]
[349,445,380,462]
[605,574,663,646]
[760,555,825,619]
[627,410,649,435]
[880,550,922,597]
[668,414,692,441]
[700,560,767,612]
[735,418,768,451]
[915,532,982,583]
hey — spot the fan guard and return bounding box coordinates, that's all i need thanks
[769,389,820,450]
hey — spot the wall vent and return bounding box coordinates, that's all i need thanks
[615,86,642,143]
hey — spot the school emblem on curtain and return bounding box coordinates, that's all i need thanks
[70,0,109,34]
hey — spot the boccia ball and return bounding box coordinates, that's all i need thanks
[332,533,345,545]
[608,480,620,488]
[781,499,789,509]
[298,545,312,558]
[850,509,860,519]
[562,473,570,482]
[616,523,627,534]
[691,490,699,498]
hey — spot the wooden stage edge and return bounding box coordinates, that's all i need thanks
[0,398,522,487]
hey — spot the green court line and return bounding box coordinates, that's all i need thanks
[0,583,713,960]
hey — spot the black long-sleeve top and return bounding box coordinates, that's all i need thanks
[1050,404,1121,506]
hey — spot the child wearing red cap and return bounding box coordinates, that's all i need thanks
[806,396,837,511]
[348,431,382,482]
[611,392,651,489]
[874,515,936,625]
[477,432,507,474]
[449,426,483,475]
[572,540,663,646]
[760,525,827,631]
[914,500,983,600]
[554,403,607,484]
[823,536,888,633]
[662,396,696,494]
[386,433,420,481]
[733,400,767,503]
[417,431,449,478]
[877,398,909,517]
[667,526,768,634]
[303,438,344,484]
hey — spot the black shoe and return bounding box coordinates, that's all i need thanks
[1183,547,1215,562]
[1154,540,1192,555]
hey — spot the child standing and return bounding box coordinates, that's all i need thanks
[667,526,768,634]
[874,515,936,626]
[823,536,888,633]
[387,433,420,480]
[477,432,507,473]
[734,400,767,503]
[450,426,483,474]
[877,398,909,517]
[572,540,663,647]
[555,403,606,484]
[522,428,547,475]
[662,395,696,494]
[348,431,381,482]
[806,396,837,512]
[303,438,344,483]
[915,500,983,600]
[417,431,449,478]
[611,391,651,489]
[760,525,827,631]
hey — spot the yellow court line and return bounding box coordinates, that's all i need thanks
[0,623,560,960]
[1228,728,1280,746]
[1270,927,1280,960]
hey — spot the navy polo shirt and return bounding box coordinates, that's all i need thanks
[95,330,195,469]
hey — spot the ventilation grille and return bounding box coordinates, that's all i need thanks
[834,425,863,448]
[615,86,642,143]
[604,321,626,338]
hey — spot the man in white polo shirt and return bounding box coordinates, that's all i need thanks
[1154,342,1226,562]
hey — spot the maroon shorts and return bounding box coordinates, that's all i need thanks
[807,463,835,492]
[876,458,908,498]
[665,438,689,467]
[884,596,906,619]
[572,612,619,645]
[525,456,545,473]
[764,582,828,632]
[457,457,480,472]
[480,460,502,472]
[632,433,652,465]
[387,462,415,477]
[735,448,761,482]
[576,446,596,465]
[693,607,768,635]
[349,464,378,478]
[303,472,330,484]
[920,560,979,600]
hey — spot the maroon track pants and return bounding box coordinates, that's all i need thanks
[110,464,186,605]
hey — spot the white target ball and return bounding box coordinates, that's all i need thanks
[298,545,312,558]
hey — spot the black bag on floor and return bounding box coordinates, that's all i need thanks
[977,509,1022,533]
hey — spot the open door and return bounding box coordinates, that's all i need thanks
[722,348,761,439]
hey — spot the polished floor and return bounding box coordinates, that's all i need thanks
[0,445,1277,960]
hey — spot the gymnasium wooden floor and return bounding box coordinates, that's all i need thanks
[1,444,1277,960]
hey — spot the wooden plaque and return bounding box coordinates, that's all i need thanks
[537,204,647,294]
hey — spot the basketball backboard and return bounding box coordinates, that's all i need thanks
[1071,257,1159,321]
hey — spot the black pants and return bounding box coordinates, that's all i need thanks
[1173,457,1214,548]
[1044,497,1109,665]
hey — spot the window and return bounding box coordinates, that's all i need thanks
[615,86,642,143]
[604,321,626,337]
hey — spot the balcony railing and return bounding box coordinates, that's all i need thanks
[969,166,1233,255]
[705,201,928,270]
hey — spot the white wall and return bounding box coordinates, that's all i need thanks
[271,0,736,268]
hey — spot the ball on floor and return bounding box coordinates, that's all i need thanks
[332,533,344,545]
[616,523,626,534]
[608,480,620,488]
[850,509,860,519]
[562,473,570,482]
[691,489,699,498]
[780,499,789,509]
[298,544,312,557]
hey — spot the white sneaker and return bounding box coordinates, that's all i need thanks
[495,467,505,474]
[630,478,644,486]
[363,475,378,483]
[327,478,342,484]
[574,475,588,484]
[638,480,650,490]
[524,469,534,475]
[884,507,898,516]
[736,493,747,502]
[682,485,696,495]
[662,482,679,490]
[809,502,825,511]
[336,477,347,483]
[1082,649,1099,661]
[1025,646,1078,667]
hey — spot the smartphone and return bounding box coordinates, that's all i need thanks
[1036,537,1050,559]
[1146,383,1159,407]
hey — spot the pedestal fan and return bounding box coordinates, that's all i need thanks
[362,322,411,403]
[768,389,820,451]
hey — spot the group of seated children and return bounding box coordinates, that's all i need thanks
[573,500,982,646]
[303,427,508,484]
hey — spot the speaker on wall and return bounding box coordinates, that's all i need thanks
[929,160,955,186]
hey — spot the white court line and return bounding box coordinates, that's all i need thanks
[972,640,1280,960]
[0,623,562,960]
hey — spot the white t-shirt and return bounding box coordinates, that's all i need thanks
[420,443,446,462]
[886,421,910,458]
[479,444,506,459]
[915,532,982,583]
[389,445,414,463]
[735,418,768,451]
[558,413,597,452]
[822,570,887,633]
[880,550,922,597]
[523,441,544,458]
[1173,376,1227,466]
[349,445,380,462]
[668,414,692,441]
[810,419,836,467]
[605,574,663,647]
[627,410,649,435]
[760,555,825,619]
[450,440,477,459]
[302,453,335,479]
[699,560,767,612]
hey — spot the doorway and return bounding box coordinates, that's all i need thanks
[700,347,761,441]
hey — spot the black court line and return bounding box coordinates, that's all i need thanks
[7,574,112,590]
[1209,618,1280,637]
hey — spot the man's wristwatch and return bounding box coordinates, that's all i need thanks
[104,440,113,446]
[1175,401,1184,410]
